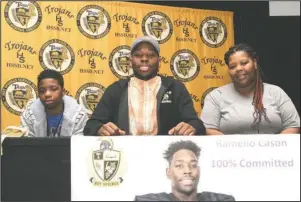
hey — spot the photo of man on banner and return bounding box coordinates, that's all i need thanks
[134,140,235,201]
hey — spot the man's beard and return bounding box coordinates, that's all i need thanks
[132,66,159,81]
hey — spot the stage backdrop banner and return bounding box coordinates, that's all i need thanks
[1,1,234,130]
[71,135,300,201]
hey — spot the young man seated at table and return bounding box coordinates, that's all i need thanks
[84,36,205,136]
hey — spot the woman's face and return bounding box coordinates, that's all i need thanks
[227,51,257,88]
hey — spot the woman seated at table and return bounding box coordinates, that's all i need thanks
[200,43,300,135]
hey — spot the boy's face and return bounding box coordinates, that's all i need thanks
[38,78,64,109]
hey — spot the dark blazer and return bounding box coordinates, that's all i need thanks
[84,75,205,136]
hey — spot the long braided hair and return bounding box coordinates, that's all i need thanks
[224,43,270,132]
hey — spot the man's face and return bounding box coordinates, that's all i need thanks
[167,149,200,195]
[38,78,64,109]
[130,42,160,80]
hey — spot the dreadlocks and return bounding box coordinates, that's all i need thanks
[224,43,270,133]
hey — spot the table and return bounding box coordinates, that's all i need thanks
[1,135,300,201]
[1,137,71,201]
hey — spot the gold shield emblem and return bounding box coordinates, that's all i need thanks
[176,55,194,77]
[92,140,121,181]
[115,56,130,74]
[82,89,102,112]
[12,89,26,109]
[205,22,222,43]
[10,85,33,109]
[14,4,36,27]
[147,18,167,39]
[49,47,68,70]
[86,12,104,33]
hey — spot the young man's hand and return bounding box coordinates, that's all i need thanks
[98,122,126,136]
[168,122,196,136]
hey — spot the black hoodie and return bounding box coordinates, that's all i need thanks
[84,75,205,136]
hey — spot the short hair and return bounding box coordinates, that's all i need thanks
[37,69,64,88]
[163,140,201,164]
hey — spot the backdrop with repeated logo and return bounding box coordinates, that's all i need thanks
[1,1,234,131]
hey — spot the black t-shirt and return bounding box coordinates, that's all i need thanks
[134,191,235,201]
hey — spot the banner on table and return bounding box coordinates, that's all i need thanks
[71,135,300,201]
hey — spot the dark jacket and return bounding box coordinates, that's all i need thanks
[134,192,235,201]
[83,75,205,136]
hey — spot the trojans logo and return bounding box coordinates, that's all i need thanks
[200,16,227,48]
[75,83,106,115]
[142,11,173,44]
[170,49,200,82]
[1,78,37,116]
